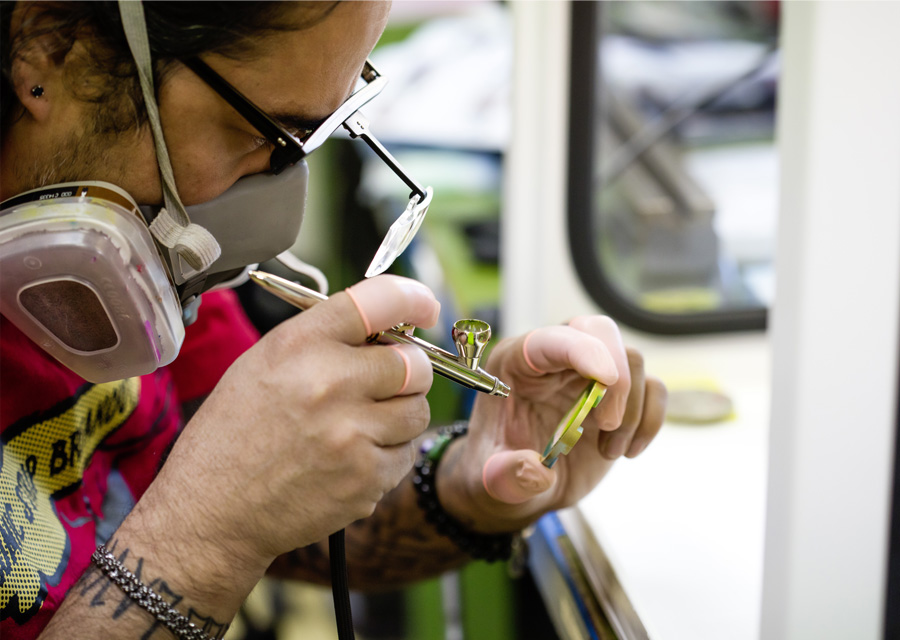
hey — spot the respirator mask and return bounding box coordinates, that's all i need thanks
[0,1,432,383]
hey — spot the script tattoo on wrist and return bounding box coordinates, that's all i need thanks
[75,539,229,640]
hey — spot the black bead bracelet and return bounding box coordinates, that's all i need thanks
[412,422,516,562]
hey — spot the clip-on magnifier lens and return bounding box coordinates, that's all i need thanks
[366,187,433,278]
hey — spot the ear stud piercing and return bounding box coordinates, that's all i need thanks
[30,85,44,98]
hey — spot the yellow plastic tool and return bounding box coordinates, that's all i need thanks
[541,380,606,468]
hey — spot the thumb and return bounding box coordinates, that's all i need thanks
[482,450,557,505]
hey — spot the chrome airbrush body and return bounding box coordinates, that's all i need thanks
[248,270,511,398]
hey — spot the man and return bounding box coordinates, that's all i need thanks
[0,2,667,638]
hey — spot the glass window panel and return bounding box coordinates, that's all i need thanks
[569,1,778,334]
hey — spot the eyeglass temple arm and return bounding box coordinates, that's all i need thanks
[301,63,388,155]
[182,57,291,149]
[343,114,427,202]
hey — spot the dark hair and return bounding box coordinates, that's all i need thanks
[1,1,339,134]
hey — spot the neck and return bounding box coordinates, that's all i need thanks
[1,113,47,201]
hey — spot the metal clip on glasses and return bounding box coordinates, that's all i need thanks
[249,270,511,398]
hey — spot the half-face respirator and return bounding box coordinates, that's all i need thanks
[0,1,432,383]
[0,168,309,382]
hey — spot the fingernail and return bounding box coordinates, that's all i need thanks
[483,451,553,504]
[602,431,629,459]
[516,459,552,495]
[626,438,647,458]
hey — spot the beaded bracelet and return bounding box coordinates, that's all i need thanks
[412,422,516,562]
[91,545,222,640]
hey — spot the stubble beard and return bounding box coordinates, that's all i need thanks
[13,123,123,192]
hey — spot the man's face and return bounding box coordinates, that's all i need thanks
[3,1,391,206]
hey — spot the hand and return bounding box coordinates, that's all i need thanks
[437,316,667,533]
[136,276,440,574]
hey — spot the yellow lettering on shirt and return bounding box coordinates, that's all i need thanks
[0,378,140,619]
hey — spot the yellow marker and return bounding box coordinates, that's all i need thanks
[541,380,606,468]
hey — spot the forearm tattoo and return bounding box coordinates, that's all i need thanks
[270,473,470,589]
[72,539,229,639]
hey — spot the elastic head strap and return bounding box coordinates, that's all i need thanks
[118,0,221,272]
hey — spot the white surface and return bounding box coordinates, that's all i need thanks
[761,3,900,639]
[366,3,512,151]
[578,333,770,640]
[498,4,771,639]
[501,0,579,337]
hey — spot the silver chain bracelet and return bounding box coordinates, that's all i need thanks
[91,545,220,640]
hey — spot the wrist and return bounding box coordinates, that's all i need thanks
[114,483,269,622]
[91,544,226,640]
[414,423,516,561]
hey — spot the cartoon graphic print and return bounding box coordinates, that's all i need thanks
[0,378,139,622]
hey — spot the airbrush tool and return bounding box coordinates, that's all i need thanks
[248,270,511,398]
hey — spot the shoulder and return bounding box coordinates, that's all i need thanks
[1,314,88,429]
[164,290,260,403]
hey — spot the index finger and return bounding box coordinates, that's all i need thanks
[520,323,620,386]
[521,317,631,430]
[314,275,441,345]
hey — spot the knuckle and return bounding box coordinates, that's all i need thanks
[305,373,342,406]
[314,293,359,330]
[354,499,378,521]
[382,456,412,496]
[388,401,430,444]
[401,440,417,469]
[308,352,362,403]
[260,323,301,364]
[406,395,432,431]
[266,311,322,350]
[408,347,433,383]
[327,419,362,452]
[305,377,330,404]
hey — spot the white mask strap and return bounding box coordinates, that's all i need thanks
[118,0,221,272]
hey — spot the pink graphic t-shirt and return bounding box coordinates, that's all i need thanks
[1,290,259,638]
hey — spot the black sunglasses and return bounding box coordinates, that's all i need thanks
[182,57,426,200]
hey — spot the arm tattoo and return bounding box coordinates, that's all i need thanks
[269,472,471,589]
[74,539,230,639]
